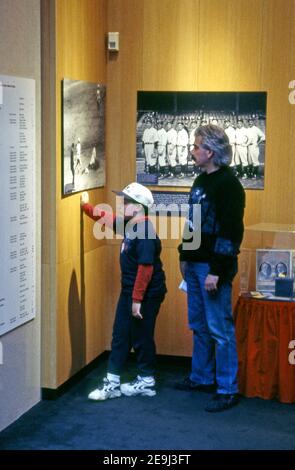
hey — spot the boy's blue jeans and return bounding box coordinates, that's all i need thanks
[108,293,164,377]
[185,262,238,394]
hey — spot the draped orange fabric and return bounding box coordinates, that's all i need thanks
[234,296,295,403]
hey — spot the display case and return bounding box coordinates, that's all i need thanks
[239,223,295,294]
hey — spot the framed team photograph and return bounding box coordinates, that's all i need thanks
[256,249,295,292]
[136,91,267,189]
[62,78,106,195]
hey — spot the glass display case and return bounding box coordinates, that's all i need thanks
[239,223,295,294]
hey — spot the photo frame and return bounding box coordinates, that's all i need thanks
[136,91,267,189]
[256,249,295,292]
[62,78,106,195]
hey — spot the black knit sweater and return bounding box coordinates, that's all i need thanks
[178,166,245,282]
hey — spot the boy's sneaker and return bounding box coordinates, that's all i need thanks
[88,377,121,401]
[120,376,156,397]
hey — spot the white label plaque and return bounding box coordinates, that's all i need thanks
[0,75,36,336]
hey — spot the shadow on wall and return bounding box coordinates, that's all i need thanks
[68,270,86,376]
[68,215,86,376]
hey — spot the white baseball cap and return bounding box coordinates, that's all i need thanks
[113,182,154,208]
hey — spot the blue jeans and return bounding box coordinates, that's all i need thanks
[108,293,164,377]
[185,262,238,394]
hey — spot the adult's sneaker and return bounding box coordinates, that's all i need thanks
[120,376,156,397]
[88,377,121,401]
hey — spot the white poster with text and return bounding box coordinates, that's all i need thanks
[0,75,36,336]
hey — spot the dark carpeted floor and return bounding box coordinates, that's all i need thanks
[0,355,295,450]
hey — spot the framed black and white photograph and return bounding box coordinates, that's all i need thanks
[136,91,267,189]
[256,249,295,292]
[62,78,106,195]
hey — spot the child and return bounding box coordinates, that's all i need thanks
[80,182,167,400]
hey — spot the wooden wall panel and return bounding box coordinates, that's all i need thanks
[155,247,192,356]
[44,0,295,387]
[142,0,199,90]
[198,0,265,226]
[106,0,295,358]
[103,245,121,350]
[259,0,295,224]
[198,0,264,91]
[56,248,106,383]
[55,0,108,386]
[56,0,107,83]
[42,0,108,388]
[106,0,144,202]
[55,0,107,266]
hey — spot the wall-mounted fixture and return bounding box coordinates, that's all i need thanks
[107,32,119,51]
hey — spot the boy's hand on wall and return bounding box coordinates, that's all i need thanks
[80,191,89,206]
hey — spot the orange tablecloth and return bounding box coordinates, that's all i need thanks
[234,295,295,403]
